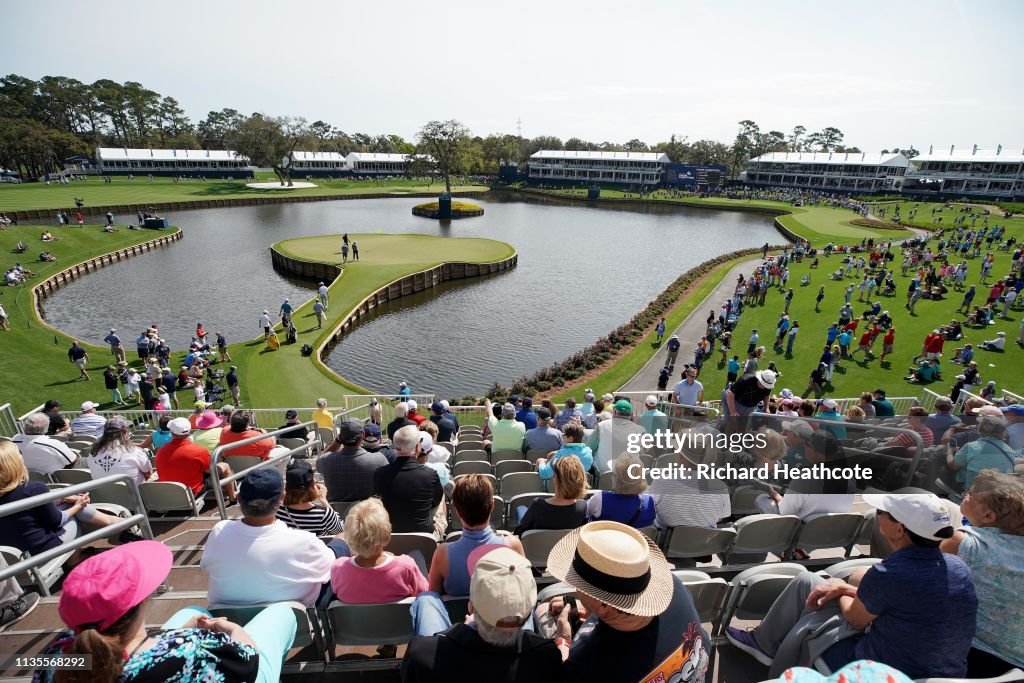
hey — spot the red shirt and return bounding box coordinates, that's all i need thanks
[156,438,211,494]
[859,332,873,346]
[218,429,276,460]
[406,411,427,426]
[925,334,944,354]
[884,331,895,345]
[844,320,859,332]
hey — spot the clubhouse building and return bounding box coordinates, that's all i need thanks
[741,152,910,193]
[527,150,670,186]
[283,152,429,177]
[94,147,254,178]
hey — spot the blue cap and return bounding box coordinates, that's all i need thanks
[239,468,283,502]
[362,423,382,441]
[1000,404,1024,416]
[430,401,445,413]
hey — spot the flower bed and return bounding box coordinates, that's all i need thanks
[412,201,484,219]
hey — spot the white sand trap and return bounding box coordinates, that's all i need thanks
[246,181,317,190]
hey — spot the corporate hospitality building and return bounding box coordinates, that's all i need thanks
[741,152,911,193]
[283,152,426,176]
[902,149,1024,201]
[94,148,254,178]
[527,150,670,186]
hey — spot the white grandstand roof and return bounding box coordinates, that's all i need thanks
[347,152,411,162]
[96,147,250,162]
[911,149,1024,164]
[290,151,348,162]
[749,152,908,166]
[531,150,669,162]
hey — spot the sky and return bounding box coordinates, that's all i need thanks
[4,0,1024,153]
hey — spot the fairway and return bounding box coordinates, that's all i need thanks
[0,176,488,214]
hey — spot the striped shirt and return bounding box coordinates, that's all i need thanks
[650,476,731,529]
[275,505,342,536]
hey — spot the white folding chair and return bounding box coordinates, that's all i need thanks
[519,529,572,569]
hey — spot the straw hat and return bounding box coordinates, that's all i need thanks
[547,521,673,617]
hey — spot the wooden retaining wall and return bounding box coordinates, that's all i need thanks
[9,190,488,221]
[32,231,183,318]
[270,246,518,372]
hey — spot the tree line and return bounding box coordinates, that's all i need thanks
[1,72,873,180]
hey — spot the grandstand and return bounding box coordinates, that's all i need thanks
[742,152,911,193]
[527,150,670,186]
[94,147,255,178]
[903,148,1024,201]
[285,152,351,177]
[346,152,416,176]
[1,388,1018,682]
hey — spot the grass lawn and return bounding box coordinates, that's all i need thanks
[0,177,487,213]
[179,233,514,409]
[0,224,181,415]
[689,206,1024,402]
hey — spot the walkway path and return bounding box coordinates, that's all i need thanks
[620,257,762,393]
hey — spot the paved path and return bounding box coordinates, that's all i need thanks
[620,257,763,393]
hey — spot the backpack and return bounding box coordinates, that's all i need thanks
[300,343,313,357]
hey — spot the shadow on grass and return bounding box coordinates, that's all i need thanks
[45,377,86,387]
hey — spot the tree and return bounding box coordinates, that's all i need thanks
[654,134,689,163]
[564,137,598,151]
[685,139,730,166]
[416,119,470,194]
[524,136,563,157]
[807,126,844,152]
[897,147,920,159]
[481,134,522,171]
[788,125,806,152]
[730,119,760,177]
[623,138,649,152]
[230,114,311,186]
[197,108,245,149]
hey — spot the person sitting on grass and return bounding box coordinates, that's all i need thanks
[981,331,1006,352]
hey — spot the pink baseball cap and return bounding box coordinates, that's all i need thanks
[58,541,172,633]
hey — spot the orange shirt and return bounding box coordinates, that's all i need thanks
[217,429,276,460]
[155,438,211,494]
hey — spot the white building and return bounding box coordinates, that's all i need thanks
[347,152,413,175]
[285,151,350,176]
[528,150,670,185]
[95,148,253,177]
[743,152,910,193]
[903,149,1024,200]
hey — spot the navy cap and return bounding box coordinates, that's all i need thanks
[239,468,283,502]
[285,461,314,489]
[430,401,445,413]
[338,419,363,444]
[362,423,382,442]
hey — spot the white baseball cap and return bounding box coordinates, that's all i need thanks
[644,395,658,407]
[407,399,417,412]
[80,401,98,412]
[167,418,192,436]
[821,398,838,410]
[780,420,813,440]
[468,546,537,627]
[863,493,957,541]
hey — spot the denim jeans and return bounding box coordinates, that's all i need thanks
[162,603,297,683]
[410,591,452,636]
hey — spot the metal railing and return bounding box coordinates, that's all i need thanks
[0,474,152,585]
[208,420,319,520]
[954,389,993,411]
[0,403,19,438]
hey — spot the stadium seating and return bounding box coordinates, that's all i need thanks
[499,472,544,500]
[139,480,205,516]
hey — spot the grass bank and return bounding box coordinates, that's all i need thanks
[0,177,487,214]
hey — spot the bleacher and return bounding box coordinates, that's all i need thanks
[2,395,1022,682]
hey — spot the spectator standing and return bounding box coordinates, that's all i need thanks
[428,401,457,442]
[103,328,125,365]
[484,399,526,453]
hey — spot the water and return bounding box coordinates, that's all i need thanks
[42,193,779,396]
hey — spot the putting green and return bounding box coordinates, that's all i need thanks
[234,234,515,407]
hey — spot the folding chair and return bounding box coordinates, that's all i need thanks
[490,449,523,465]
[453,449,488,465]
[525,449,552,464]
[500,472,544,500]
[494,460,534,479]
[520,529,572,569]
[385,532,438,569]
[452,460,492,477]
[596,471,615,491]
[209,601,320,650]
[724,514,801,563]
[325,598,416,647]
[662,526,738,565]
[139,480,204,516]
[505,492,552,527]
[0,545,74,597]
[52,469,93,485]
[730,485,763,517]
[91,480,141,513]
[822,557,881,580]
[717,562,807,636]
[790,512,865,558]
[673,570,731,625]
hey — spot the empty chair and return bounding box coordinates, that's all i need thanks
[596,471,615,491]
[674,572,731,625]
[494,459,534,479]
[718,562,808,634]
[278,437,310,453]
[490,449,522,465]
[730,485,763,517]
[330,501,356,518]
[791,512,865,558]
[90,480,141,513]
[520,529,572,569]
[71,434,99,444]
[436,441,455,453]
[316,427,335,449]
[27,470,53,483]
[455,439,483,452]
[452,460,492,477]
[139,480,204,516]
[326,598,416,647]
[52,469,93,485]
[725,514,801,563]
[209,601,318,648]
[822,557,881,580]
[525,448,552,464]
[453,449,487,465]
[0,545,75,597]
[500,471,544,500]
[452,472,497,491]
[662,525,738,564]
[385,532,438,569]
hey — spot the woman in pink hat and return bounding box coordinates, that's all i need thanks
[40,541,296,683]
